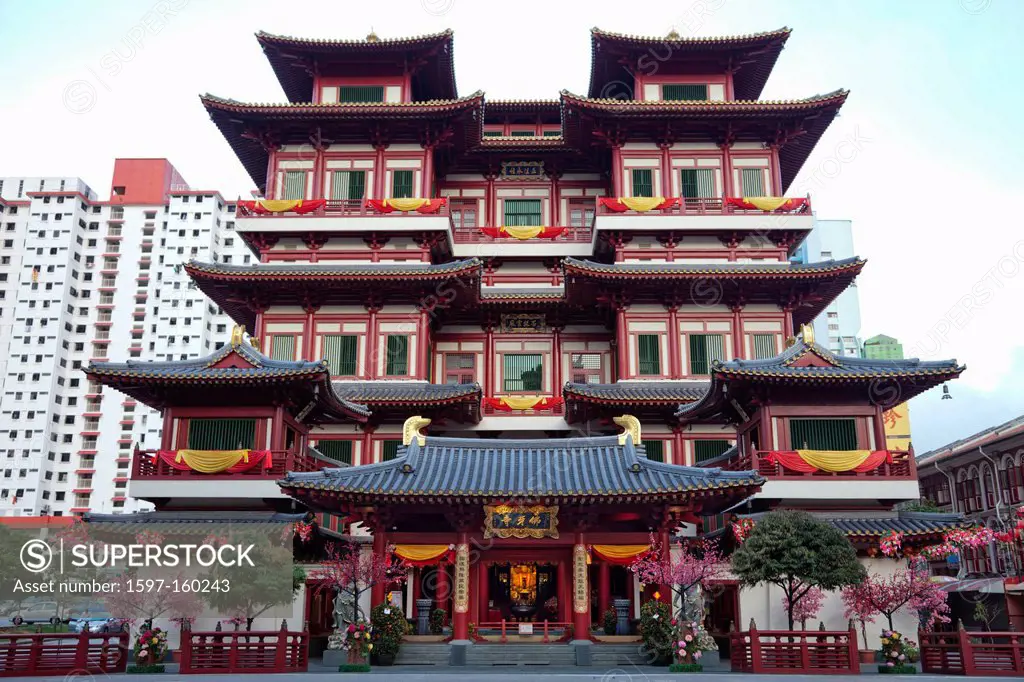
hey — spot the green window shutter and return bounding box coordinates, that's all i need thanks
[662,84,709,101]
[644,440,665,463]
[740,168,766,196]
[381,440,402,462]
[694,440,732,463]
[788,418,858,450]
[323,335,359,376]
[631,169,654,197]
[186,418,257,450]
[681,169,715,199]
[509,130,535,137]
[637,334,661,375]
[282,171,306,200]
[269,335,295,361]
[752,334,777,360]
[688,334,723,375]
[483,131,503,137]
[315,440,353,465]
[384,335,409,376]
[337,85,385,103]
[502,199,542,226]
[331,171,366,201]
[542,130,562,137]
[391,170,414,199]
[503,353,543,392]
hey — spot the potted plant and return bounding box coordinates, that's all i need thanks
[669,620,706,672]
[370,602,408,666]
[338,620,373,673]
[128,625,167,673]
[429,608,446,635]
[602,607,617,636]
[878,629,916,674]
[639,600,674,665]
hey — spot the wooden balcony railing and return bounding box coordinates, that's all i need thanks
[596,196,811,217]
[236,199,450,219]
[709,449,916,479]
[131,448,333,480]
[452,225,593,244]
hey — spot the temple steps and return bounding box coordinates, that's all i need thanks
[395,643,451,665]
[588,643,654,666]
[394,642,654,666]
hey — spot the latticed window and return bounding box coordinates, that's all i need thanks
[680,169,715,199]
[662,84,709,101]
[450,199,478,230]
[567,199,595,228]
[644,440,666,463]
[331,171,366,201]
[281,171,306,200]
[482,130,503,137]
[740,168,766,196]
[187,418,256,450]
[631,169,654,197]
[445,353,476,384]
[688,334,724,375]
[543,130,562,137]
[269,335,296,361]
[570,353,603,384]
[637,334,661,375]
[381,440,402,462]
[510,130,535,137]
[391,170,414,199]
[694,439,732,464]
[384,335,409,376]
[315,440,353,465]
[503,354,543,392]
[503,199,542,226]
[752,334,777,360]
[337,85,385,103]
[322,335,358,376]
[788,418,857,450]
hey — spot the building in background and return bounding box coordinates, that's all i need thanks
[791,218,862,356]
[863,333,905,360]
[0,159,249,517]
[861,334,915,451]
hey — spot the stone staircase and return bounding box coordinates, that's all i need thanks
[394,642,450,666]
[589,643,654,667]
[394,642,656,667]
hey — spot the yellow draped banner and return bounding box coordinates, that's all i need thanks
[499,395,545,410]
[797,449,872,472]
[258,199,304,212]
[394,545,450,565]
[619,196,667,212]
[743,197,790,211]
[175,449,249,473]
[384,198,430,212]
[501,226,545,240]
[591,545,651,565]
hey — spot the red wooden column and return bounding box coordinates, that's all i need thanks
[271,405,285,450]
[659,527,672,606]
[610,144,624,196]
[483,322,495,398]
[303,304,318,360]
[873,406,888,451]
[365,302,380,379]
[421,144,435,197]
[266,145,280,198]
[435,561,449,616]
[417,307,430,380]
[615,304,629,380]
[556,557,569,624]
[572,532,590,637]
[598,560,611,621]
[478,561,490,623]
[550,170,561,226]
[720,142,734,199]
[659,142,672,196]
[360,424,376,465]
[731,303,745,360]
[666,304,680,378]
[484,173,496,226]
[371,528,388,607]
[782,305,794,340]
[769,144,783,196]
[373,144,388,199]
[552,325,563,398]
[452,533,470,640]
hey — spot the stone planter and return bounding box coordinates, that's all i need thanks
[860,649,877,664]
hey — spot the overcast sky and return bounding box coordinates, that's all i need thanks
[1,0,1021,451]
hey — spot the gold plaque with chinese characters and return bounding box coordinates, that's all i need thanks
[483,504,559,539]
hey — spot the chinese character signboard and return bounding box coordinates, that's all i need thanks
[882,402,912,451]
[499,161,545,180]
[484,504,559,539]
[500,313,547,334]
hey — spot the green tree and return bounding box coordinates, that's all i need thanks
[731,510,866,630]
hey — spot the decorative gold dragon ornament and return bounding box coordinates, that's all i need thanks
[613,414,642,445]
[402,416,432,446]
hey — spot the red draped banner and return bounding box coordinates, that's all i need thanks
[237,199,326,215]
[479,226,566,240]
[763,449,892,474]
[364,198,446,214]
[484,397,564,412]
[154,449,273,474]
[598,197,678,213]
[724,197,810,212]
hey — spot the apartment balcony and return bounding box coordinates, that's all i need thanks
[593,195,814,236]
[707,448,920,501]
[130,447,336,503]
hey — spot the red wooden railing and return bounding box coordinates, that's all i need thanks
[730,624,859,674]
[451,225,593,244]
[179,628,308,675]
[919,629,1024,676]
[236,199,450,219]
[713,449,916,479]
[131,448,327,480]
[478,621,574,643]
[0,631,128,678]
[481,401,566,417]
[596,196,812,217]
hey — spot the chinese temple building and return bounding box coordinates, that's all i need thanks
[86,25,966,663]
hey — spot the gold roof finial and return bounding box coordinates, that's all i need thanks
[800,323,815,345]
[230,324,246,347]
[667,28,681,40]
[403,415,432,446]
[613,414,642,445]
[366,28,380,42]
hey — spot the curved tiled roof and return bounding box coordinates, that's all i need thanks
[185,258,481,281]
[200,92,484,116]
[481,287,565,302]
[280,434,763,504]
[332,382,480,405]
[564,89,848,112]
[256,29,454,48]
[564,381,709,404]
[563,256,865,279]
[916,413,1024,465]
[590,27,792,45]
[718,511,968,540]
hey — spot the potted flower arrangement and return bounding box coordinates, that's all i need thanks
[128,625,168,674]
[602,607,617,636]
[429,608,446,635]
[668,621,706,672]
[879,629,916,674]
[370,602,408,666]
[639,600,674,665]
[338,620,373,673]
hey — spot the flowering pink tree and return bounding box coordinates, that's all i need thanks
[841,568,950,635]
[782,585,825,629]
[629,536,725,620]
[842,583,878,649]
[312,543,408,622]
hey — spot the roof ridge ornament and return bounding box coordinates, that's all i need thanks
[800,323,815,345]
[403,415,431,446]
[230,324,246,347]
[666,28,681,40]
[614,414,642,445]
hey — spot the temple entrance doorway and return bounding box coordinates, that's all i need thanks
[484,561,561,622]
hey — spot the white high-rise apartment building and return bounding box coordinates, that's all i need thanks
[0,159,250,517]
